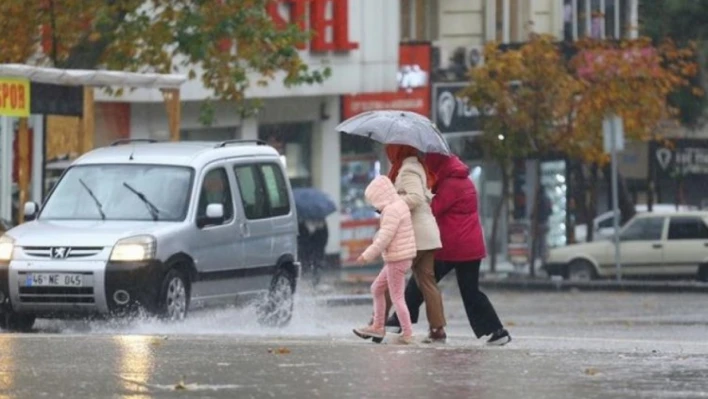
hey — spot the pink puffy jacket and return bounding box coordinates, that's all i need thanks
[361,175,417,263]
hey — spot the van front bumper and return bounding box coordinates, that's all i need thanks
[0,259,164,317]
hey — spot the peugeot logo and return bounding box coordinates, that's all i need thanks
[50,247,71,259]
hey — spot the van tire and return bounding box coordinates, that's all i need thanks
[157,269,190,321]
[258,269,295,328]
[566,260,595,281]
[0,312,36,332]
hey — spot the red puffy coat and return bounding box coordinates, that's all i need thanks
[425,154,487,261]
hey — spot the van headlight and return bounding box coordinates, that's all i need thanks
[0,235,14,262]
[110,235,156,262]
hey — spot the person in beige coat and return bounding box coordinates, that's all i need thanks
[384,144,446,342]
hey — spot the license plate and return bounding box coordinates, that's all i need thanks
[25,273,83,287]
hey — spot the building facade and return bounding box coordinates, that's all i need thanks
[88,0,401,258]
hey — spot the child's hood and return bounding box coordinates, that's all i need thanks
[365,175,399,211]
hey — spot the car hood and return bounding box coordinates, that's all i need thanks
[4,220,181,247]
[548,240,610,262]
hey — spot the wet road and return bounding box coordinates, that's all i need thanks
[1,290,708,398]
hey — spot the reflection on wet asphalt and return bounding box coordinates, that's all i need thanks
[0,291,707,398]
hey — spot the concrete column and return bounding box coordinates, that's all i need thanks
[485,0,496,42]
[629,0,639,38]
[502,0,510,43]
[313,96,341,255]
[241,117,258,140]
[31,115,44,203]
[0,117,13,221]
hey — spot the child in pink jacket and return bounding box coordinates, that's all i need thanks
[353,175,417,344]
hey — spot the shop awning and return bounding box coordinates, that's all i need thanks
[0,64,186,89]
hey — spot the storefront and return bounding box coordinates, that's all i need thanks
[430,81,512,260]
[97,0,401,258]
[339,42,431,269]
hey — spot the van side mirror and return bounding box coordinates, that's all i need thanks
[198,203,225,228]
[206,203,224,219]
[23,202,39,222]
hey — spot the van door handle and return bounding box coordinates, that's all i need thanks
[652,243,663,249]
[240,222,249,235]
[704,243,708,247]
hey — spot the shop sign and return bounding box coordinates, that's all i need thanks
[0,77,30,117]
[653,140,708,176]
[340,218,379,267]
[342,43,431,119]
[507,220,530,266]
[30,82,83,117]
[431,82,481,134]
[267,0,358,52]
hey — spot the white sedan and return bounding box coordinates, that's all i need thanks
[573,204,698,243]
[545,211,708,281]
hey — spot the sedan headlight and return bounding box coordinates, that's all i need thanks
[110,235,156,262]
[0,235,15,262]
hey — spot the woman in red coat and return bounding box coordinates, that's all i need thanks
[387,153,511,345]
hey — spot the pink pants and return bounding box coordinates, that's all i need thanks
[371,259,413,336]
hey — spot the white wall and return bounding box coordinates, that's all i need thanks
[97,0,400,103]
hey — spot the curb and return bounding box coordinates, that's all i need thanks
[318,279,708,305]
[478,279,708,293]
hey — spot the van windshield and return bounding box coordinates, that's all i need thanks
[40,164,194,221]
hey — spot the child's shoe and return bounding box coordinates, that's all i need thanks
[353,325,385,341]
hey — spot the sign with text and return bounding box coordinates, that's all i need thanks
[431,82,481,134]
[0,77,30,117]
[267,0,358,52]
[342,43,431,119]
[652,139,708,176]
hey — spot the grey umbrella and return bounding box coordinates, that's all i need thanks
[336,110,451,155]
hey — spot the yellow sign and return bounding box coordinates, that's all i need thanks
[0,77,30,117]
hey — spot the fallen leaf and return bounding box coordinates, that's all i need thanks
[506,321,517,327]
[275,347,291,354]
[174,379,187,390]
[584,367,600,376]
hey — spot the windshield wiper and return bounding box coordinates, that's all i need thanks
[78,178,106,220]
[122,182,159,221]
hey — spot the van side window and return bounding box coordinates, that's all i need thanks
[259,163,290,217]
[234,165,268,220]
[196,168,234,226]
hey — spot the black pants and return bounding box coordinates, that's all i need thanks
[391,260,503,338]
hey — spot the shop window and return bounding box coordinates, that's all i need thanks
[340,134,382,221]
[400,0,439,41]
[259,122,312,188]
[181,126,239,142]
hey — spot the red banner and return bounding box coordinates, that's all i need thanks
[342,43,431,119]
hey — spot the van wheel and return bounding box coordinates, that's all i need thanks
[258,270,295,328]
[157,269,190,321]
[0,312,36,332]
[566,260,595,281]
[698,264,708,282]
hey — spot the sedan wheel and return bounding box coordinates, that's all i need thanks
[567,260,594,281]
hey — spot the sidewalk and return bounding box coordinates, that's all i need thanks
[308,266,708,307]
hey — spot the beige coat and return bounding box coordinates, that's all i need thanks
[361,175,417,263]
[395,157,442,251]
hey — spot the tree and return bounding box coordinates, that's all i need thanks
[640,0,708,127]
[0,0,331,116]
[462,34,699,276]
